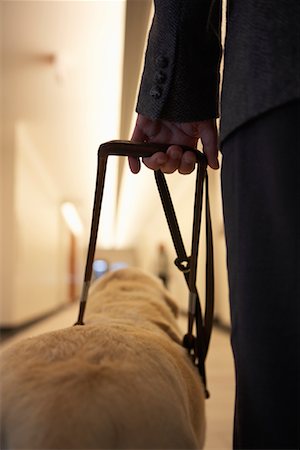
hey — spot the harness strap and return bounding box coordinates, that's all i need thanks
[154,167,214,398]
[74,156,107,326]
[204,173,214,355]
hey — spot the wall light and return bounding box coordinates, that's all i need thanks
[61,202,83,236]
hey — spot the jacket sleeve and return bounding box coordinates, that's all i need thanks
[136,0,222,122]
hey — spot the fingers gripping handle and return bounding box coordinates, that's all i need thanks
[98,140,207,165]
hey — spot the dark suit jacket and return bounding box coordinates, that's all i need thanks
[136,0,300,143]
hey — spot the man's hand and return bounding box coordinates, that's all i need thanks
[129,114,219,174]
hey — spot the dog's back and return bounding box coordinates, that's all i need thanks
[0,268,205,449]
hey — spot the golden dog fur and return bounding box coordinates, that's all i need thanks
[0,267,205,449]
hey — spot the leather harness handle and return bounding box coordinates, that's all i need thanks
[74,140,214,397]
[75,139,206,323]
[95,139,207,162]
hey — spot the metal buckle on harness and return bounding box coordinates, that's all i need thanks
[181,293,209,399]
[174,256,191,273]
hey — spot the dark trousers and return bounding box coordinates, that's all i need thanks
[221,100,299,449]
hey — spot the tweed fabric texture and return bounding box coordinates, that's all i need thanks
[136,0,300,143]
[136,0,222,122]
[221,0,300,141]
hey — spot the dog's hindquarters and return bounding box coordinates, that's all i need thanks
[1,268,205,449]
[1,323,204,449]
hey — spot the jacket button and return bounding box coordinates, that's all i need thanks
[156,55,169,68]
[154,71,167,84]
[150,85,162,99]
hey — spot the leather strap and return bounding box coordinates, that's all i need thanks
[154,168,214,398]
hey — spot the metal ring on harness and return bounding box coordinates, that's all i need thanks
[174,256,191,273]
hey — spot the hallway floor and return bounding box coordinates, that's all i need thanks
[1,304,235,450]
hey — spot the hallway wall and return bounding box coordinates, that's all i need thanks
[0,1,126,328]
[1,122,69,327]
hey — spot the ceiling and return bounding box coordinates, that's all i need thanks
[2,0,153,246]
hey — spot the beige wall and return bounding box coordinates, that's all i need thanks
[0,123,69,326]
[1,121,16,324]
[1,0,126,327]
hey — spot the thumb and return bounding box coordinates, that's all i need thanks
[200,121,219,170]
[129,118,146,174]
[128,155,141,174]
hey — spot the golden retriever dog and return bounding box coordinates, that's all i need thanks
[0,267,205,449]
